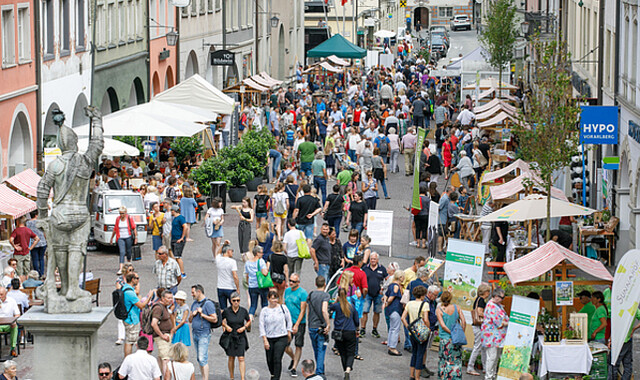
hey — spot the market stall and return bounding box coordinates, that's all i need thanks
[5,168,40,200]
[503,241,613,379]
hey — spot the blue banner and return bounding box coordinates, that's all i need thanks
[579,106,619,145]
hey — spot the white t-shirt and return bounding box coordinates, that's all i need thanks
[119,218,131,239]
[131,167,143,177]
[163,212,173,237]
[119,350,162,380]
[206,208,224,224]
[215,255,238,290]
[348,134,361,150]
[347,85,358,100]
[222,115,231,132]
[283,229,302,258]
[167,361,195,380]
[0,297,19,318]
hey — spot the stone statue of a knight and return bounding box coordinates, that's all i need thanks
[36,106,104,313]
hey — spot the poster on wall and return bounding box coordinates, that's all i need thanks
[497,295,540,380]
[443,239,485,321]
[555,281,574,306]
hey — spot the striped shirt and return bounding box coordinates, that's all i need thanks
[153,258,181,289]
[480,202,494,228]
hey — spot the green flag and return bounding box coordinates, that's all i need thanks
[411,127,426,210]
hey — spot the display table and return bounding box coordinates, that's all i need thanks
[578,227,614,265]
[539,341,593,378]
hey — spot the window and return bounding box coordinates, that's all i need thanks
[149,0,156,37]
[107,2,114,44]
[181,4,188,17]
[199,0,205,14]
[59,0,70,52]
[96,3,104,46]
[438,7,453,18]
[77,0,85,47]
[191,0,196,15]
[1,7,15,65]
[44,0,54,56]
[226,0,233,29]
[118,0,125,41]
[17,5,29,61]
[215,0,220,11]
[208,0,213,13]
[159,0,165,29]
[237,0,242,26]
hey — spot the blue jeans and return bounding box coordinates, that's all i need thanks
[348,149,357,162]
[403,325,412,349]
[316,264,330,280]
[221,130,230,147]
[300,162,312,177]
[377,178,388,198]
[309,328,328,375]
[248,287,268,316]
[298,223,314,240]
[314,176,327,203]
[352,222,364,235]
[270,149,282,180]
[117,237,133,264]
[410,336,428,370]
[217,288,235,310]
[365,196,377,210]
[326,216,342,238]
[192,331,211,367]
[30,246,46,277]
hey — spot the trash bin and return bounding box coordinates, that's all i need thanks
[209,181,227,212]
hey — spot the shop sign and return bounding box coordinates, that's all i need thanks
[579,105,619,145]
[210,50,235,66]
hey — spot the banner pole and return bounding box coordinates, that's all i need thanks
[582,142,587,206]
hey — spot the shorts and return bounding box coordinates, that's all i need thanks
[291,323,306,347]
[363,293,383,314]
[154,336,172,359]
[162,235,172,252]
[274,211,288,219]
[152,235,163,251]
[171,240,185,258]
[124,322,139,344]
[255,212,268,219]
[13,254,30,277]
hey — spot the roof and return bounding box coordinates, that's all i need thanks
[504,241,613,284]
[474,98,515,113]
[475,102,517,121]
[307,34,367,59]
[5,168,40,198]
[489,172,569,201]
[482,159,531,183]
[258,72,283,86]
[327,55,350,66]
[0,184,36,218]
[154,74,235,115]
[477,111,520,128]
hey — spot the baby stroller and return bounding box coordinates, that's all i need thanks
[335,152,359,172]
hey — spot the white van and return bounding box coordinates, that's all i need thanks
[91,189,148,246]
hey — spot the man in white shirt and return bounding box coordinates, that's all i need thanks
[215,242,240,310]
[283,219,304,274]
[118,336,161,380]
[7,279,28,311]
[456,104,475,127]
[347,81,358,103]
[0,287,20,356]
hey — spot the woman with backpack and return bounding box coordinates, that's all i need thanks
[401,285,431,380]
[271,183,289,240]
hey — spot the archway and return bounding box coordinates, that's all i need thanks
[185,50,199,79]
[8,111,33,176]
[152,72,161,97]
[414,7,430,30]
[72,93,89,127]
[43,103,61,148]
[101,87,119,115]
[278,25,285,80]
[165,66,175,90]
[127,77,146,107]
[205,47,219,85]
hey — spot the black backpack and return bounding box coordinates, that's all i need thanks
[199,298,223,329]
[112,287,135,320]
[379,138,389,155]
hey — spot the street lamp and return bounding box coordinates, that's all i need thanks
[270,15,279,28]
[520,21,529,36]
[166,29,179,46]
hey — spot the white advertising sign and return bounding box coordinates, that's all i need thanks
[611,249,640,364]
[443,239,485,321]
[498,296,539,380]
[367,210,393,247]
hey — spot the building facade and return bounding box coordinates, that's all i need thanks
[40,0,92,149]
[0,0,37,178]
[92,0,148,114]
[260,0,304,81]
[149,0,177,96]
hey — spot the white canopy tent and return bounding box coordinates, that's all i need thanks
[154,74,235,115]
[73,100,216,137]
[78,137,140,156]
[374,30,396,38]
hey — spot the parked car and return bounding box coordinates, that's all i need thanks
[430,36,448,58]
[430,28,450,48]
[450,15,472,31]
[91,189,148,247]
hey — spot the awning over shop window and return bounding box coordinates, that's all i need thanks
[504,241,613,284]
[242,78,271,92]
[5,168,40,198]
[0,184,36,219]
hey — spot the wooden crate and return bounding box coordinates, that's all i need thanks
[566,313,588,345]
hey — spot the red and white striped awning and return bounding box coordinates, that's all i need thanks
[489,172,569,201]
[0,184,36,218]
[5,168,40,198]
[504,241,614,284]
[482,159,532,183]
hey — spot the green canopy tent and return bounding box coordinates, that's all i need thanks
[307,34,367,59]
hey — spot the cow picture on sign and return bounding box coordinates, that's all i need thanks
[210,50,235,66]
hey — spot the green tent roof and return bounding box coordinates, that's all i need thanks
[307,34,367,59]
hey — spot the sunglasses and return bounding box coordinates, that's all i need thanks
[99,373,111,377]
[133,276,139,280]
[231,299,240,303]
[290,280,299,283]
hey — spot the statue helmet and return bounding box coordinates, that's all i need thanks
[57,125,78,153]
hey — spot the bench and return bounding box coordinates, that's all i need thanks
[84,279,101,306]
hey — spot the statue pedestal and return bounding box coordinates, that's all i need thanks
[19,306,112,380]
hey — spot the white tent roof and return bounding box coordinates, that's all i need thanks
[154,74,235,115]
[327,55,350,67]
[73,100,216,137]
[446,46,489,70]
[78,137,139,156]
[259,72,283,86]
[476,102,517,120]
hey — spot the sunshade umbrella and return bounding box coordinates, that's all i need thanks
[78,137,140,156]
[73,100,217,137]
[374,30,396,38]
[476,194,596,223]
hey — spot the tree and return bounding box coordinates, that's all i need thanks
[512,37,581,240]
[479,0,518,92]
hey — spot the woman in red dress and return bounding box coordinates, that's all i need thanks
[442,135,452,180]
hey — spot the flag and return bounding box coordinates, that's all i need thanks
[341,0,348,5]
[411,127,426,210]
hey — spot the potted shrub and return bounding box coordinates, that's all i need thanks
[225,152,255,202]
[237,129,274,187]
[190,156,226,196]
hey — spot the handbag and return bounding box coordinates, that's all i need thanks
[296,231,311,259]
[256,260,274,288]
[451,305,467,346]
[400,288,411,305]
[409,301,431,343]
[471,298,483,327]
[331,330,343,341]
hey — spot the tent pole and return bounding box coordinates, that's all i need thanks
[561,261,568,335]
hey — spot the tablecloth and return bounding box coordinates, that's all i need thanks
[539,342,593,378]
